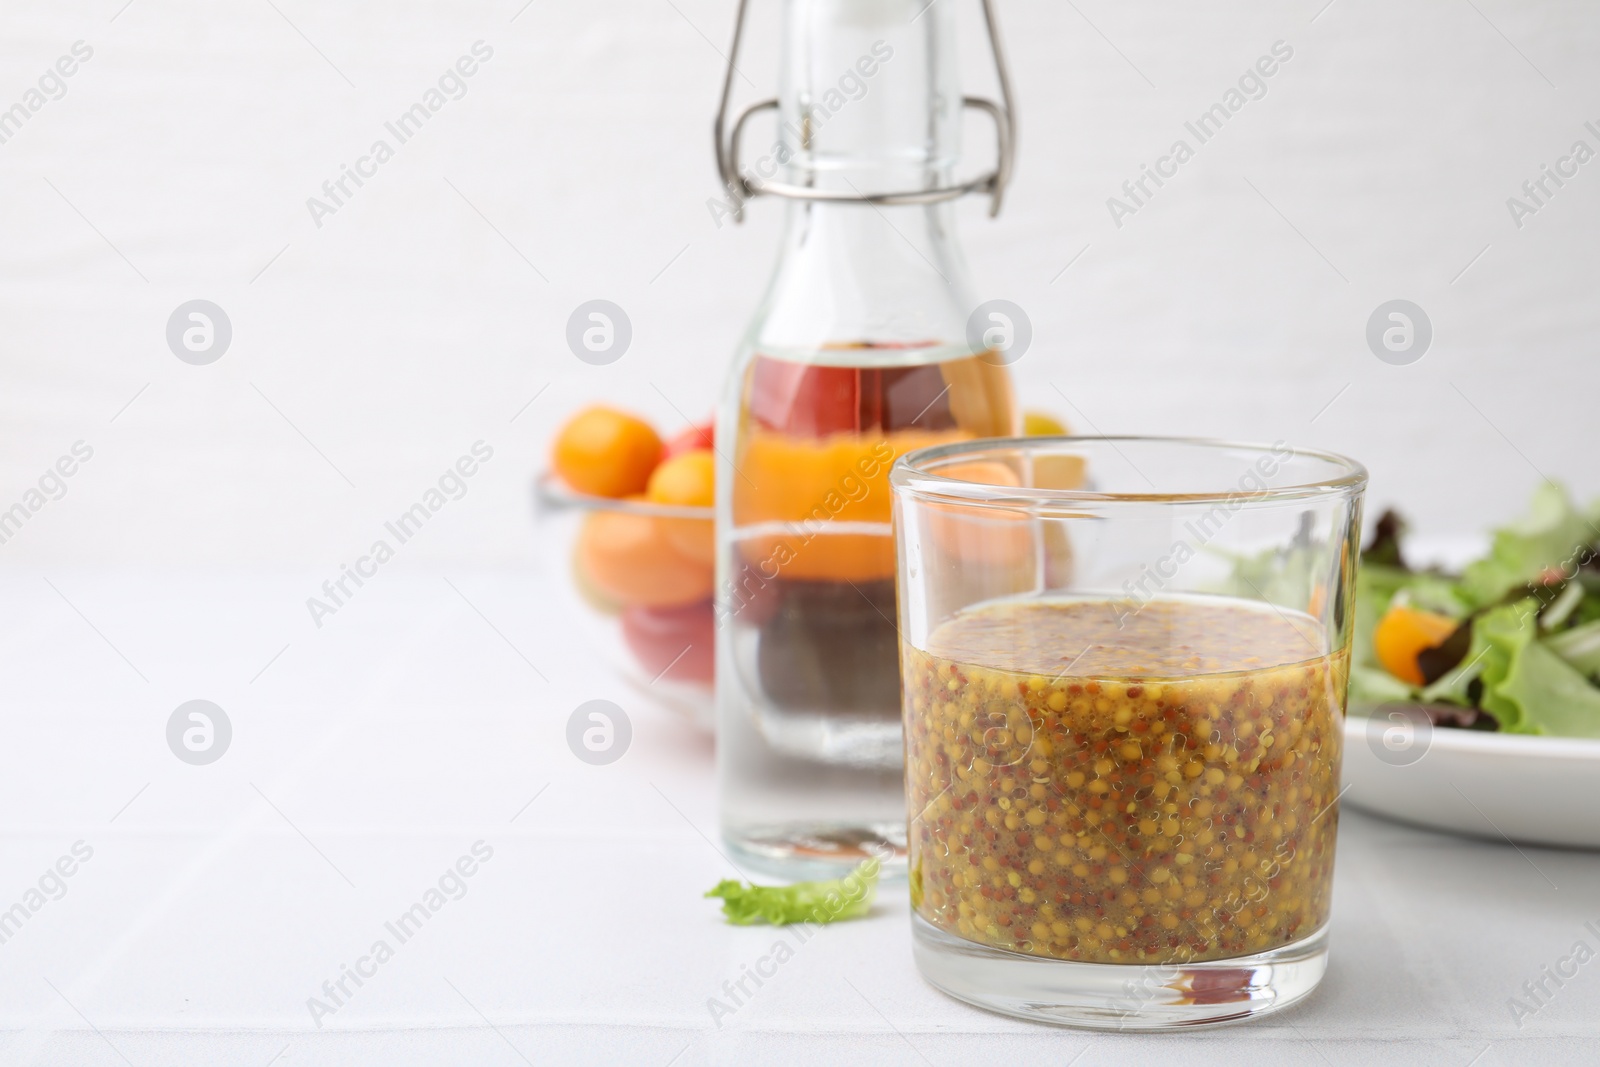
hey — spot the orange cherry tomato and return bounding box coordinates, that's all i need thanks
[647,449,716,566]
[1373,604,1458,686]
[553,407,663,499]
[938,460,1020,485]
[927,460,1033,570]
[575,500,714,608]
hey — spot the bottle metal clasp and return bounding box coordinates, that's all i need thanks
[713,0,1017,223]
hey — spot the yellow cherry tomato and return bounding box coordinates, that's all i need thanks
[647,449,716,566]
[1374,604,1458,686]
[1024,411,1070,436]
[647,449,715,507]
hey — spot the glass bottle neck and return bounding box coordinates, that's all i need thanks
[752,0,974,365]
[753,199,976,364]
[777,0,961,197]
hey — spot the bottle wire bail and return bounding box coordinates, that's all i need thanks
[713,0,1017,223]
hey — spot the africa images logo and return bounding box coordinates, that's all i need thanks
[305,442,494,628]
[1106,40,1294,228]
[305,842,495,1027]
[0,41,93,148]
[305,42,494,229]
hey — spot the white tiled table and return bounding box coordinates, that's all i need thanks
[1,569,1595,1066]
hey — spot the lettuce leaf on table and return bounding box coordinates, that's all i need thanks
[705,858,879,926]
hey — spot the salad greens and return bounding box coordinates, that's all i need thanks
[705,857,880,926]
[1458,482,1600,609]
[1469,603,1600,735]
[1350,483,1600,738]
[1549,620,1600,675]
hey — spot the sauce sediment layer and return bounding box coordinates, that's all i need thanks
[904,597,1345,965]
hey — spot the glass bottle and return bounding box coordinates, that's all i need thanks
[713,0,1017,879]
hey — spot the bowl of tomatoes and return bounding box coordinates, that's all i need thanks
[536,406,718,730]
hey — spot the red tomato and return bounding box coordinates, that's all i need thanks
[745,353,959,437]
[620,599,714,684]
[663,421,715,460]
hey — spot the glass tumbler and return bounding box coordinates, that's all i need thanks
[890,437,1366,1029]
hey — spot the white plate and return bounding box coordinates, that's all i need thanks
[1341,714,1600,849]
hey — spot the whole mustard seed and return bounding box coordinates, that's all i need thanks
[903,596,1345,965]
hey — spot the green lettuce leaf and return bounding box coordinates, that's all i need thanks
[1347,664,1419,710]
[1548,619,1600,678]
[1471,601,1600,737]
[1208,532,1324,615]
[1401,571,1475,618]
[1574,578,1600,627]
[705,858,880,926]
[1460,483,1599,609]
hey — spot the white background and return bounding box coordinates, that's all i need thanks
[2,0,1597,567]
[2,1,1600,1064]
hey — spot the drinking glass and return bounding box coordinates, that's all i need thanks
[891,436,1366,1029]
